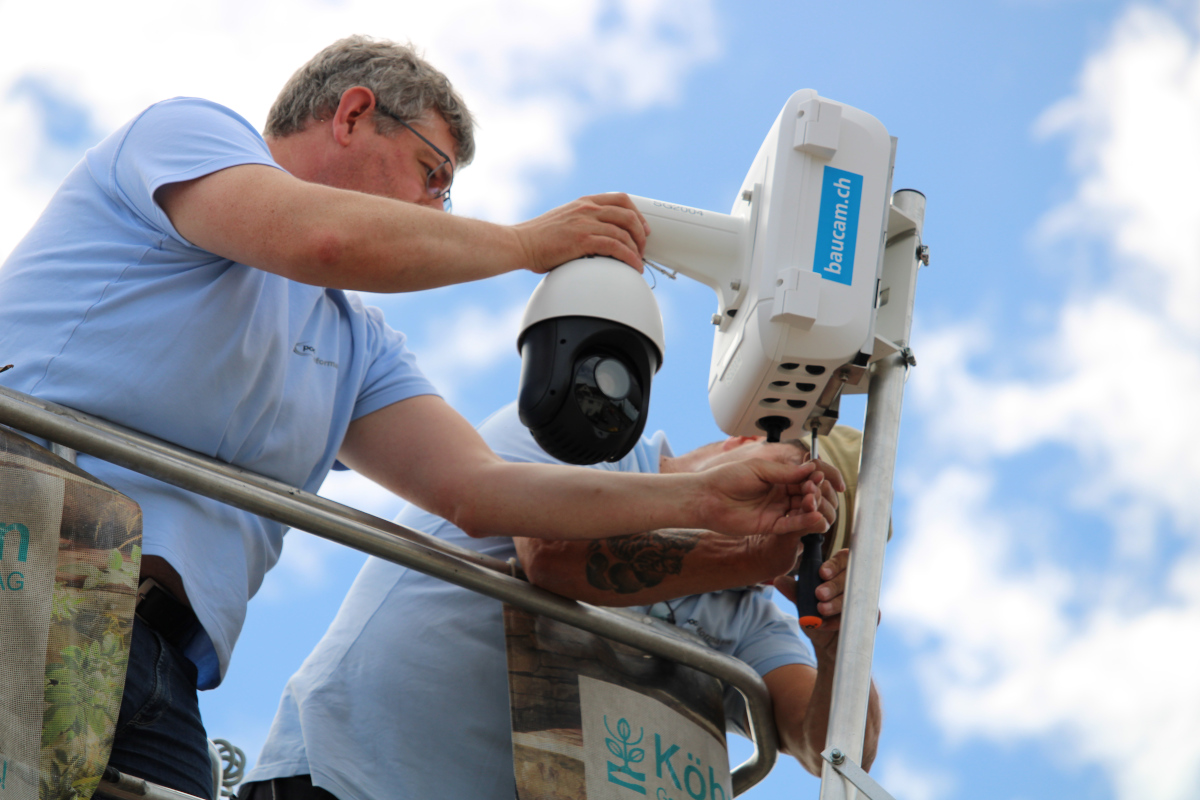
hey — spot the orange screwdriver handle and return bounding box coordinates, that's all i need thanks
[792,533,825,630]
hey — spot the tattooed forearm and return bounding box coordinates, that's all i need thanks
[585,529,702,594]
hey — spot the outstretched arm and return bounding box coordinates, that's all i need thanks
[513,447,841,603]
[514,529,807,605]
[771,550,882,775]
[337,395,833,541]
[159,166,649,291]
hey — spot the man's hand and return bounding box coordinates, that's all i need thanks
[696,459,838,538]
[774,549,849,619]
[512,192,649,273]
[688,440,842,534]
[774,549,867,657]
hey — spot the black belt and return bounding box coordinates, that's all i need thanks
[238,776,342,800]
[136,579,200,651]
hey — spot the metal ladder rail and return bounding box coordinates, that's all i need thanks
[0,384,780,795]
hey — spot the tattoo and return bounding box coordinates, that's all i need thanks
[585,529,702,594]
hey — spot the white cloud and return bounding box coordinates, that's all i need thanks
[1033,5,1200,332]
[888,468,1200,799]
[0,0,719,255]
[411,297,528,403]
[256,530,345,601]
[889,5,1200,799]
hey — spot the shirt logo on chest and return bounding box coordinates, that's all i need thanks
[293,341,339,369]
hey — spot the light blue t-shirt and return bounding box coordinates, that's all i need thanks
[245,402,814,800]
[0,98,439,687]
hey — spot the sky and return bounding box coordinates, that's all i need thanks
[3,1,1199,798]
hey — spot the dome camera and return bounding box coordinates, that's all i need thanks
[517,258,665,465]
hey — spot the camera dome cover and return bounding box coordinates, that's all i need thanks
[518,257,665,367]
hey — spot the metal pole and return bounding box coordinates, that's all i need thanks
[0,385,778,794]
[818,353,905,800]
[819,188,925,800]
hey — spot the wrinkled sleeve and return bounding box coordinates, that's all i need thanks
[109,97,283,246]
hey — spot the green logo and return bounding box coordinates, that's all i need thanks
[0,523,29,562]
[602,720,728,800]
[605,716,646,794]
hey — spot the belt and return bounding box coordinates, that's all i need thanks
[136,579,200,651]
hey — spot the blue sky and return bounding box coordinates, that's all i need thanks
[4,1,1200,798]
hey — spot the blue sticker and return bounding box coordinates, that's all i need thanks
[812,166,863,286]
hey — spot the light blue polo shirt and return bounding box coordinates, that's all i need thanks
[0,98,439,687]
[245,403,814,800]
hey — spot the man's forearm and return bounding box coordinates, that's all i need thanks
[160,166,649,293]
[795,643,882,775]
[340,396,829,544]
[160,165,527,292]
[515,530,797,606]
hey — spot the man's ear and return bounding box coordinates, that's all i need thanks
[331,86,378,147]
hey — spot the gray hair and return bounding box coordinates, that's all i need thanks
[265,35,475,166]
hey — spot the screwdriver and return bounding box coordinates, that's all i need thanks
[792,532,825,630]
[791,423,825,629]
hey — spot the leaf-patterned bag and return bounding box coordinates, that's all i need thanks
[0,428,141,800]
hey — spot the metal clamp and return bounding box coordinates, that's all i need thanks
[821,749,896,800]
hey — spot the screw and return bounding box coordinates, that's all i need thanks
[741,189,753,201]
[830,749,845,765]
[917,244,930,266]
[711,313,723,325]
[730,280,741,291]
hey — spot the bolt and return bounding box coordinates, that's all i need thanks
[830,749,845,765]
[741,189,753,202]
[711,313,723,325]
[730,279,741,291]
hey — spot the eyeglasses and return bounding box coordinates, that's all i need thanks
[373,102,455,212]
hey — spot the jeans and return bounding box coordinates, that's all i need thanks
[104,617,214,800]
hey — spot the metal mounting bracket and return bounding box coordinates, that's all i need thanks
[821,749,896,800]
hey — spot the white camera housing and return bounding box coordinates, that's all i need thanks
[629,89,895,439]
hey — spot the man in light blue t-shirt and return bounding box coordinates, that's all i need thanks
[0,37,843,799]
[241,403,880,800]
